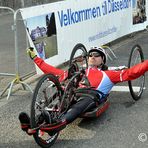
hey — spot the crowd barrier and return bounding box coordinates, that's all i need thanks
[0,6,33,100]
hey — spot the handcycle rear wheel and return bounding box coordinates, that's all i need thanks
[128,44,145,101]
[69,43,88,70]
[30,74,63,148]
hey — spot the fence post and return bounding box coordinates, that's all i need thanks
[0,7,33,100]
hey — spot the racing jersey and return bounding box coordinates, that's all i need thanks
[34,57,148,96]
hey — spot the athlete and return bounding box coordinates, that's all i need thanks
[19,46,148,135]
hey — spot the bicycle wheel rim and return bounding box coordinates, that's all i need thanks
[69,43,88,69]
[128,44,145,101]
[31,74,62,147]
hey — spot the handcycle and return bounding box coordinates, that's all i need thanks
[30,43,145,148]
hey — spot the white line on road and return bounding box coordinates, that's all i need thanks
[111,86,146,92]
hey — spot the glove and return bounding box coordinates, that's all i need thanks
[27,47,37,60]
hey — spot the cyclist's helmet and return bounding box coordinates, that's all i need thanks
[88,47,107,64]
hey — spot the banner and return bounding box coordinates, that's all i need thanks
[20,0,148,74]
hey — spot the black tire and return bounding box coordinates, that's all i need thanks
[128,44,145,101]
[69,43,88,70]
[30,74,63,148]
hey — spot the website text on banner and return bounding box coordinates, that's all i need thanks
[20,0,148,74]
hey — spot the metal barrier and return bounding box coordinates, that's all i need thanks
[0,6,33,100]
[101,45,117,61]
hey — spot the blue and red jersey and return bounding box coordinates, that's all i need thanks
[34,57,148,96]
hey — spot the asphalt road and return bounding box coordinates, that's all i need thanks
[0,15,148,148]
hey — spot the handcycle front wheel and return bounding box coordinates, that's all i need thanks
[128,44,145,101]
[30,74,63,148]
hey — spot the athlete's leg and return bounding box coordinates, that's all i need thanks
[64,97,96,123]
[39,97,96,132]
[19,97,96,134]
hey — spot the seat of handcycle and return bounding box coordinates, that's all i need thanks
[75,88,110,118]
[80,99,110,118]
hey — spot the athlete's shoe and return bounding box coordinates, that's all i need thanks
[18,112,36,135]
[19,111,66,135]
[18,112,30,132]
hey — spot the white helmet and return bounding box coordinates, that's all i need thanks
[88,47,107,64]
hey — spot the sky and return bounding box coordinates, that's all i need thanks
[26,13,52,33]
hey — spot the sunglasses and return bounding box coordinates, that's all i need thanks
[88,52,101,57]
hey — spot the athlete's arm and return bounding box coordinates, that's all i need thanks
[106,60,148,83]
[34,57,68,81]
